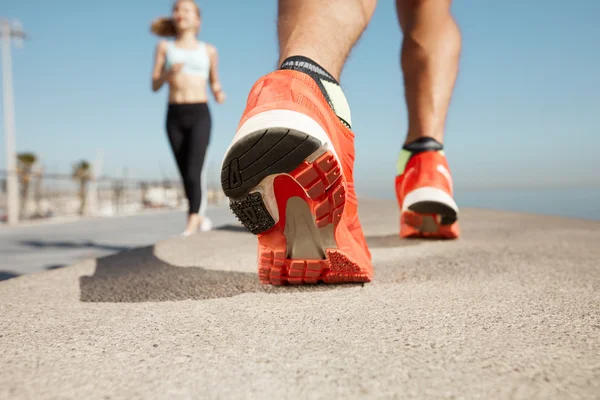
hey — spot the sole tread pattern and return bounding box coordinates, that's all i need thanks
[256,152,368,285]
[221,128,321,199]
[229,193,275,235]
[258,248,369,285]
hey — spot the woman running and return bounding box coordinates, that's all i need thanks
[151,0,225,236]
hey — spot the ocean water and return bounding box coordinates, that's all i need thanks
[363,186,600,221]
[454,187,600,221]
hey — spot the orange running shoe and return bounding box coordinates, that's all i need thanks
[220,70,373,285]
[395,150,460,239]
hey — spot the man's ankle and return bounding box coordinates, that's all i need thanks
[397,137,444,176]
[279,55,352,128]
[403,137,444,153]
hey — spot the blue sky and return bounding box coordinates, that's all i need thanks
[1,0,599,199]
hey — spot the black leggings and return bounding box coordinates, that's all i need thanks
[166,103,211,215]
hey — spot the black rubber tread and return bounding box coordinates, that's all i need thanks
[230,192,275,235]
[221,128,321,199]
[408,201,458,225]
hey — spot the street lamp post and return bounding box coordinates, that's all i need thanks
[0,18,26,225]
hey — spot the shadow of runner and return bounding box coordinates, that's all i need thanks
[46,264,66,270]
[215,224,249,233]
[79,246,360,303]
[79,233,425,303]
[20,239,129,252]
[0,271,21,282]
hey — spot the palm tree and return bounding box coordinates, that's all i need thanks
[17,152,37,217]
[33,165,45,218]
[72,160,92,216]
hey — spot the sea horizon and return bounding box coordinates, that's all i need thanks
[358,186,600,222]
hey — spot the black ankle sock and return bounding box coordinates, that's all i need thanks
[279,56,352,128]
[280,55,338,84]
[397,137,444,175]
[403,137,444,154]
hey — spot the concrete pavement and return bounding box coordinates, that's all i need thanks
[1,199,599,399]
[0,206,236,278]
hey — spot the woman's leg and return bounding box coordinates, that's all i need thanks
[199,154,209,218]
[167,105,202,235]
[166,106,189,202]
[183,104,212,229]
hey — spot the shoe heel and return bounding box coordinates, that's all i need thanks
[400,211,460,239]
[264,153,370,285]
[221,126,322,200]
[229,149,368,285]
[228,150,345,236]
[222,108,372,284]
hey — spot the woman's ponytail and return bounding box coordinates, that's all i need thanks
[151,17,177,38]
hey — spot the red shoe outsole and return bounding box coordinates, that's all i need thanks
[257,151,372,285]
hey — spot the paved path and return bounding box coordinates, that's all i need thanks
[1,199,599,399]
[0,206,236,279]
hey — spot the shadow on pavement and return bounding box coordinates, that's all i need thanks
[79,246,360,303]
[215,224,249,233]
[21,240,130,252]
[79,232,425,303]
[0,271,21,282]
[46,264,67,270]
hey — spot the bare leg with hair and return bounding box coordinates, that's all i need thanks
[277,0,377,80]
[397,0,461,144]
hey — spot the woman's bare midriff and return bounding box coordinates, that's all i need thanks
[168,73,209,104]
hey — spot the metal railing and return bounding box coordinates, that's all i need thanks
[0,170,227,224]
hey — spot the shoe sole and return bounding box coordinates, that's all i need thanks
[221,110,371,285]
[401,187,460,239]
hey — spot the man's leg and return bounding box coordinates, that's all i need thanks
[394,0,462,239]
[398,0,461,144]
[277,0,377,80]
[221,0,377,285]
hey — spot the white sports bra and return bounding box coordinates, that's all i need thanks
[164,41,210,79]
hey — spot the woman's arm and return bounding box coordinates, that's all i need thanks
[151,41,169,92]
[207,44,226,103]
